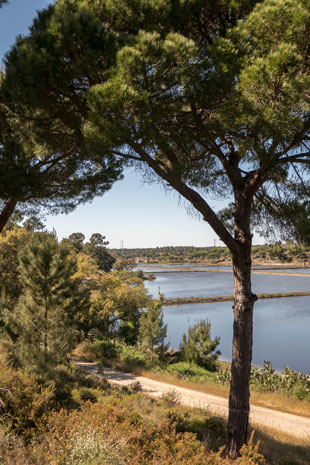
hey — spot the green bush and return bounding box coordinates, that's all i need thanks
[90,339,120,359]
[85,339,156,369]
[216,361,310,400]
[118,344,153,368]
[167,362,216,382]
[79,388,98,403]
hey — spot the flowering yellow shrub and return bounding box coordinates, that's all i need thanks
[36,401,265,465]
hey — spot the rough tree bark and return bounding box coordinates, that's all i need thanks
[0,198,17,233]
[225,195,257,458]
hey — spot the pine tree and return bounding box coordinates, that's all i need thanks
[139,299,167,361]
[84,233,115,272]
[11,234,89,370]
[180,320,221,372]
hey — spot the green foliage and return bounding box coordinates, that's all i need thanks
[0,227,33,306]
[84,338,155,369]
[0,22,123,231]
[89,338,120,359]
[22,216,45,232]
[114,258,136,271]
[118,344,153,368]
[65,232,86,252]
[79,387,98,403]
[138,298,167,359]
[111,244,310,264]
[89,271,150,343]
[9,234,89,370]
[179,320,221,371]
[166,362,217,382]
[216,368,231,385]
[84,233,115,272]
[216,361,310,400]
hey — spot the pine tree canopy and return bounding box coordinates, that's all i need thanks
[139,299,167,355]
[0,97,123,231]
[2,0,310,243]
[180,320,221,371]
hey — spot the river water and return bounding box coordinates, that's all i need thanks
[138,266,310,373]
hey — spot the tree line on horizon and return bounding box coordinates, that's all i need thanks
[111,243,310,264]
[2,0,310,457]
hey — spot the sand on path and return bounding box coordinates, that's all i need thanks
[76,361,310,440]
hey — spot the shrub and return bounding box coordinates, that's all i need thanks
[118,344,153,368]
[167,362,216,382]
[0,427,36,465]
[90,339,120,359]
[31,399,266,465]
[0,361,54,437]
[79,388,98,403]
[216,368,231,385]
[81,338,156,370]
[129,381,143,392]
[160,389,181,407]
[35,401,207,465]
[216,361,310,400]
[179,320,220,371]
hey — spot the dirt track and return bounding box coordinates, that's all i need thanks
[77,361,310,439]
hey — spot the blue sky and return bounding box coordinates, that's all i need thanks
[0,1,263,248]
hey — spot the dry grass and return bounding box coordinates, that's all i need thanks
[251,425,310,465]
[115,364,310,419]
[250,391,310,418]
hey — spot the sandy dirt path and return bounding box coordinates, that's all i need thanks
[77,361,310,439]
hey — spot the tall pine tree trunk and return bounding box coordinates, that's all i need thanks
[225,198,257,458]
[0,198,17,233]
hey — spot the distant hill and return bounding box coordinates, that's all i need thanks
[110,244,310,265]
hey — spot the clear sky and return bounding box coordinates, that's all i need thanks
[0,0,264,248]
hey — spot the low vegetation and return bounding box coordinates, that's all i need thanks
[1,344,309,465]
[0,225,309,464]
[111,243,310,266]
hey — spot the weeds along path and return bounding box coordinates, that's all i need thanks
[76,361,310,439]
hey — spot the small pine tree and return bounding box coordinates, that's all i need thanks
[179,320,221,371]
[138,298,167,361]
[11,234,89,370]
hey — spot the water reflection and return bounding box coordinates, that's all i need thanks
[163,297,310,373]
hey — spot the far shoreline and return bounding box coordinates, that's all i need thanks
[138,261,310,270]
[162,291,310,306]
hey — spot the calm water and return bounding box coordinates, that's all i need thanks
[163,298,310,373]
[143,270,310,298]
[139,267,310,373]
